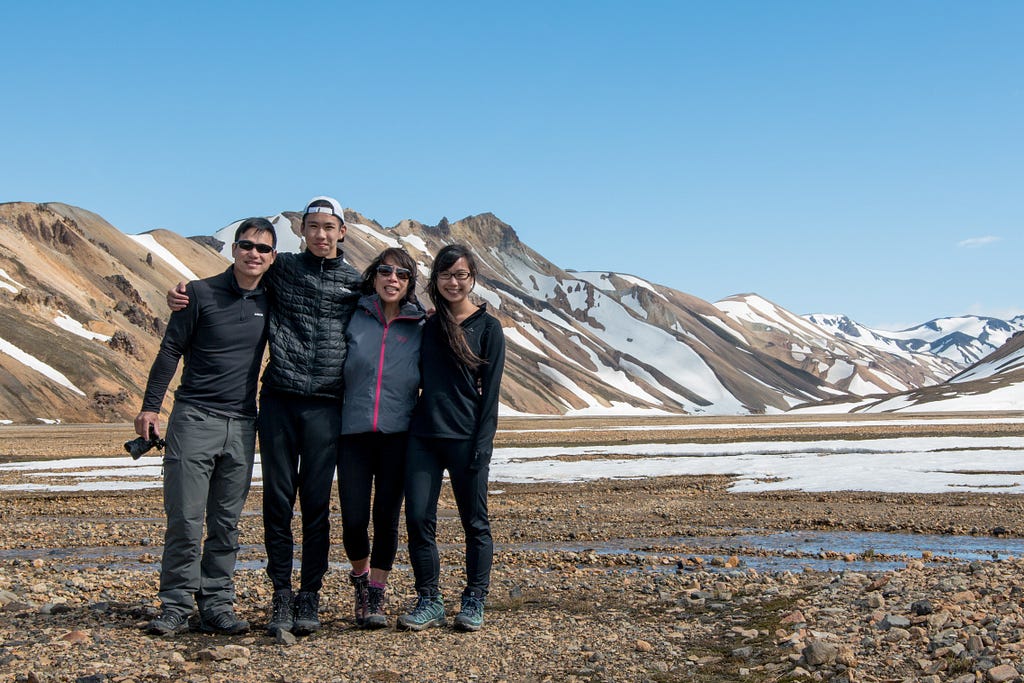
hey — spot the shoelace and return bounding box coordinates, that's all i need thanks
[367,589,385,613]
[411,595,437,615]
[296,595,318,619]
[461,596,484,618]
[271,596,292,621]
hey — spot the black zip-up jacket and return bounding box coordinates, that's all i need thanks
[261,250,362,399]
[409,304,506,467]
[142,267,269,417]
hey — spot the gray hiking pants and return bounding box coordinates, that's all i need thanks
[158,401,256,617]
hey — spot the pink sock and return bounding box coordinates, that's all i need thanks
[369,580,387,590]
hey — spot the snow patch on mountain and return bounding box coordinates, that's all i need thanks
[0,336,86,396]
[129,233,199,281]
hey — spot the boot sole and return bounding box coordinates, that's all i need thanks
[396,616,446,631]
[146,624,189,637]
[453,618,482,632]
[198,621,250,635]
[292,621,321,635]
[361,616,389,629]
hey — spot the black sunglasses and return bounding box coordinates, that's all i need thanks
[376,264,412,280]
[236,239,274,254]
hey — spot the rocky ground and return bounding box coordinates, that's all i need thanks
[1,418,1023,682]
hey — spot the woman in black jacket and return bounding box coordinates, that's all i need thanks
[398,244,506,633]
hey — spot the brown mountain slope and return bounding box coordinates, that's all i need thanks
[0,203,225,423]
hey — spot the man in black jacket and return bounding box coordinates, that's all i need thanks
[139,217,276,637]
[258,197,362,635]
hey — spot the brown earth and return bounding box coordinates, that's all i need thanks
[1,417,1023,682]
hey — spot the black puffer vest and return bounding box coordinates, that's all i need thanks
[261,250,362,399]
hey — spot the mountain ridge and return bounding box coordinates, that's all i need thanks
[0,200,1018,423]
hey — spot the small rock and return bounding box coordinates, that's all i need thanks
[911,599,934,616]
[836,645,857,667]
[780,610,806,625]
[880,614,911,630]
[61,630,90,645]
[635,639,653,652]
[988,664,1020,683]
[802,640,838,666]
[883,627,910,643]
[866,576,890,592]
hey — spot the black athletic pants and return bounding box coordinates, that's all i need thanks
[258,391,341,593]
[337,431,407,570]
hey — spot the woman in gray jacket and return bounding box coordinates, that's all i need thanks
[339,247,425,629]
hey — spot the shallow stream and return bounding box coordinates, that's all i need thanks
[4,529,1023,575]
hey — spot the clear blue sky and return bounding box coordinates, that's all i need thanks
[3,1,1021,329]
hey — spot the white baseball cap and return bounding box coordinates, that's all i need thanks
[303,196,345,224]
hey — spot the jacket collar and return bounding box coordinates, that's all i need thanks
[225,266,266,297]
[301,248,344,269]
[360,293,427,322]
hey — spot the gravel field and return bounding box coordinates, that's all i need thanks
[1,418,1023,683]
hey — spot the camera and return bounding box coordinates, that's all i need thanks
[124,433,167,459]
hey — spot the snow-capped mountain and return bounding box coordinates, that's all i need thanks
[806,313,1024,365]
[0,200,1016,423]
[795,330,1024,415]
[717,295,962,396]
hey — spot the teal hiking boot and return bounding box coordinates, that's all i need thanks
[454,590,485,632]
[397,591,446,631]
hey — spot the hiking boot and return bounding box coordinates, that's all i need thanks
[198,609,250,635]
[397,591,445,631]
[146,610,190,636]
[266,588,294,636]
[454,590,485,632]
[350,571,369,627]
[292,590,321,635]
[363,585,388,630]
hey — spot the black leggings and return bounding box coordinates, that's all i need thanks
[337,431,407,571]
[404,435,492,596]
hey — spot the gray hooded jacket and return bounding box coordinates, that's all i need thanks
[341,294,426,435]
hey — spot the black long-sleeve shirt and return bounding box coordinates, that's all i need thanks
[409,304,505,461]
[141,267,269,417]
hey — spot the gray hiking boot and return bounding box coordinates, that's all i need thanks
[198,609,250,635]
[147,610,190,636]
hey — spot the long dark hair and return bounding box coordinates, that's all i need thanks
[428,243,485,370]
[360,247,418,304]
